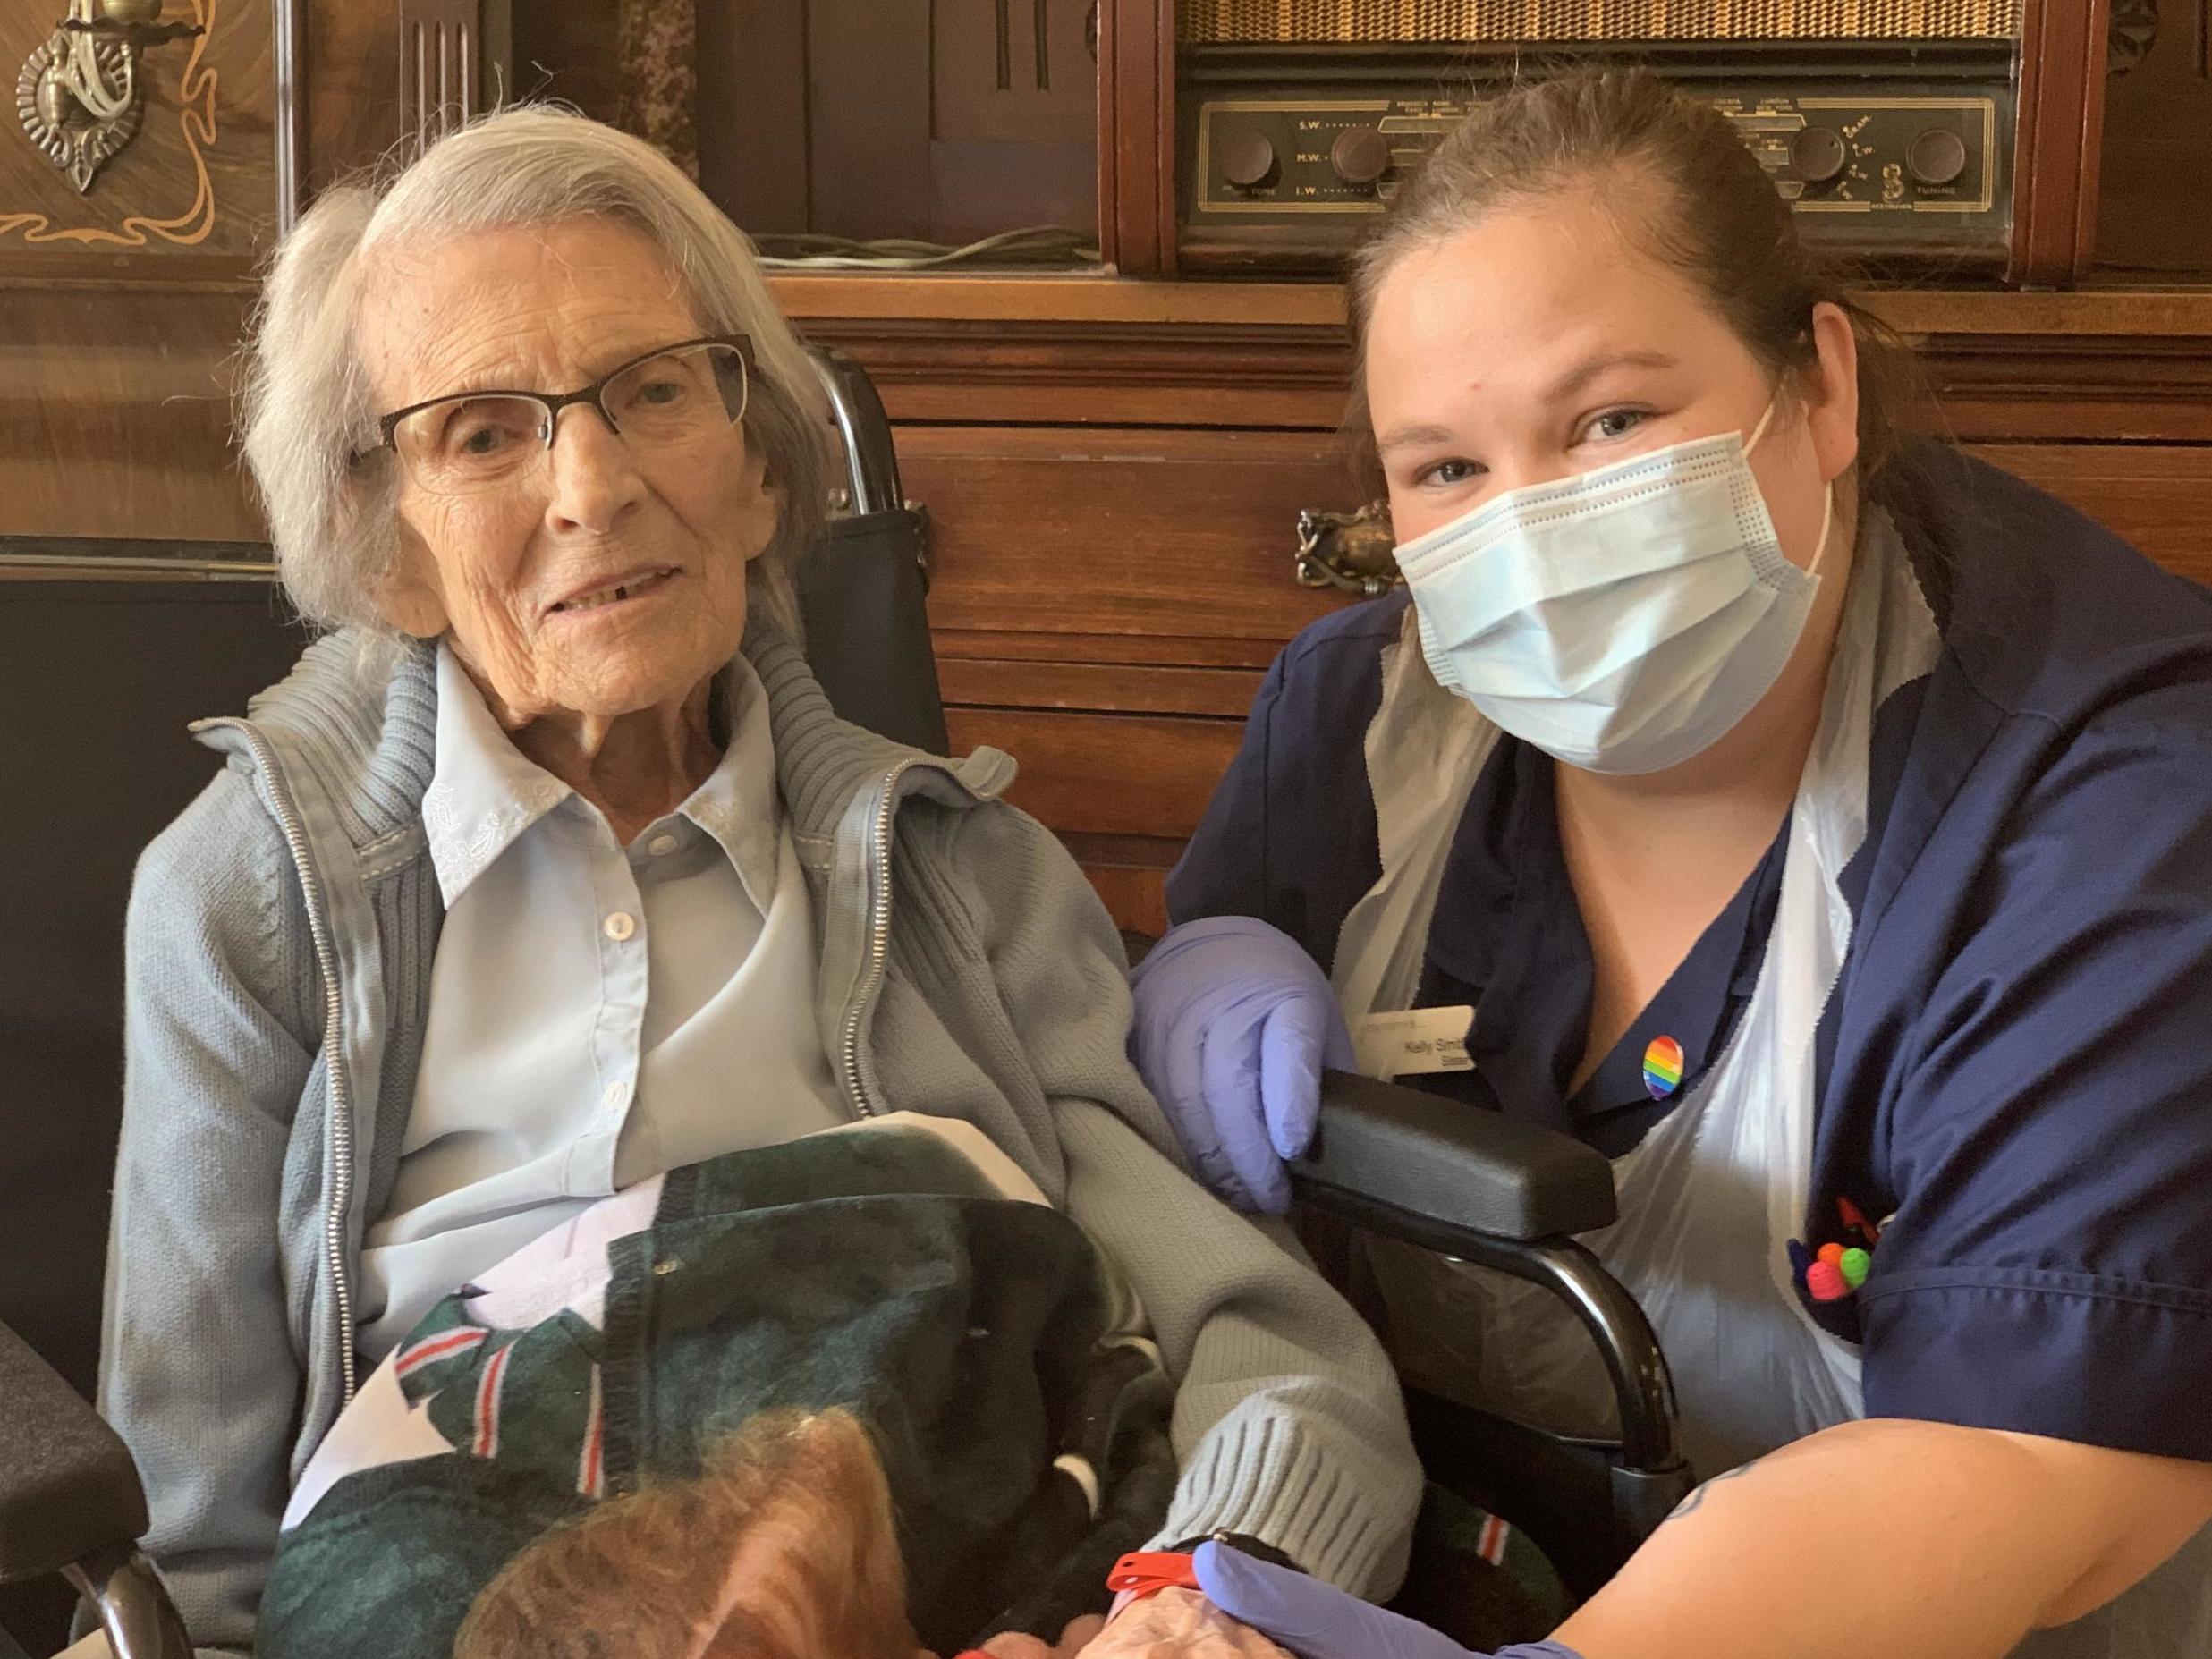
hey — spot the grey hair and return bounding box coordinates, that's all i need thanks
[239,106,831,643]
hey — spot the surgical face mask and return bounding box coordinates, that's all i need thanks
[1394,401,1835,775]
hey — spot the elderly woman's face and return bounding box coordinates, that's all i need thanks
[359,217,781,728]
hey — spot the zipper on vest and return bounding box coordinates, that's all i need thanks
[838,759,917,1119]
[197,718,360,1406]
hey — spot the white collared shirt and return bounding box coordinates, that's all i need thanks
[357,645,848,1360]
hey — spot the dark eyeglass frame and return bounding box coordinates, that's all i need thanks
[366,333,758,457]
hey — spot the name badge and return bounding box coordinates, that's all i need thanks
[1350,1006,1475,1082]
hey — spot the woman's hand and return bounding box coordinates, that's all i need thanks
[1127,916,1353,1213]
[1189,1542,1581,1659]
[1070,1589,1292,1657]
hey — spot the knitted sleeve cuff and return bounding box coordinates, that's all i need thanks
[1150,1400,1416,1599]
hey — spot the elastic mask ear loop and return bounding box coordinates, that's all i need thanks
[1745,391,1832,579]
[1806,481,1836,579]
[1743,394,1782,456]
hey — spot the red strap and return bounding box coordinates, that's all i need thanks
[1107,1549,1201,1599]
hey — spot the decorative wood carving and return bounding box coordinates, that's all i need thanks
[0,0,258,263]
[2097,0,2212,272]
[2107,0,2159,71]
[398,0,481,155]
[0,0,293,547]
[16,27,143,194]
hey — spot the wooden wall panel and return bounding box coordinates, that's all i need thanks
[939,656,1264,716]
[697,0,809,234]
[946,706,1239,841]
[0,287,259,541]
[787,283,2212,443]
[897,425,1350,655]
[301,0,402,191]
[1972,443,2212,588]
[1080,858,1172,942]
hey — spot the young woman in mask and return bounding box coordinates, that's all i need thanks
[1129,72,2212,1658]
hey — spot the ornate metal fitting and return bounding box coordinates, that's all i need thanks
[16,0,203,194]
[1294,499,1403,597]
[2106,0,2159,77]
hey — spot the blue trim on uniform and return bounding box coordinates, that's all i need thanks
[1167,444,2212,1462]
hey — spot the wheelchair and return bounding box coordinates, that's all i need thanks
[0,351,1688,1658]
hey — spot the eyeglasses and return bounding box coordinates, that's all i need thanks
[369,335,754,497]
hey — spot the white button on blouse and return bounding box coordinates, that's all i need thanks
[356,646,849,1361]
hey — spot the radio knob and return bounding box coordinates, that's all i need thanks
[1220,130,1279,190]
[1790,126,1849,185]
[1909,128,1969,188]
[1330,125,1393,188]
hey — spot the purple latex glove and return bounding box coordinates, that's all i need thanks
[1127,915,1355,1214]
[1193,1542,1585,1659]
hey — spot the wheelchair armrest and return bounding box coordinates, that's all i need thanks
[1290,1068,1618,1245]
[0,1321,148,1586]
[1289,1070,1687,1482]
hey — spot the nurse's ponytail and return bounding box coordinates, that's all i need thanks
[1348,71,1928,519]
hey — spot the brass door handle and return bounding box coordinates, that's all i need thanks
[1295,500,1402,597]
[17,0,202,194]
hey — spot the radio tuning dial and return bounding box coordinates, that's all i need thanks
[1909,128,1970,187]
[1220,130,1279,190]
[1790,126,1849,185]
[1330,125,1393,188]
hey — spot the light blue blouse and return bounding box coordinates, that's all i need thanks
[356,646,847,1359]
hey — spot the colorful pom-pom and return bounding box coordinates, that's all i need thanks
[1806,1260,1850,1302]
[1840,1248,1870,1290]
[1817,1242,1846,1271]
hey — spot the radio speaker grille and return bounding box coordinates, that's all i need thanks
[1178,1,2024,42]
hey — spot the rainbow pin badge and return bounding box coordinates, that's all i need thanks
[1641,1035,1684,1101]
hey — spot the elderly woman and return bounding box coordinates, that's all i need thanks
[102,108,1418,1655]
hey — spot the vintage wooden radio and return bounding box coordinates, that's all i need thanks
[1163,0,2112,284]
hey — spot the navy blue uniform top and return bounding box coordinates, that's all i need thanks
[1167,445,2212,1462]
